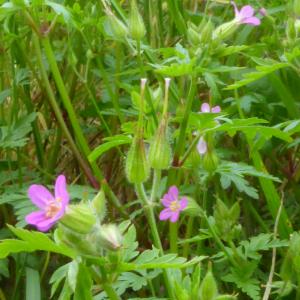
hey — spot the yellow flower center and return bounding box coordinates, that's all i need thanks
[169,201,180,212]
[45,198,62,218]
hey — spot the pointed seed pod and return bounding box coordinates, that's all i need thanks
[149,117,172,169]
[125,135,150,183]
[107,13,128,39]
[199,263,218,300]
[96,224,123,251]
[129,0,146,40]
[203,150,219,173]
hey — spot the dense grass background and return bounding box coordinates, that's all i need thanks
[1,0,300,299]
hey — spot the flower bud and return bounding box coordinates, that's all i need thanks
[56,226,97,255]
[203,151,219,173]
[286,18,296,41]
[125,135,150,183]
[129,0,146,40]
[213,20,239,41]
[91,189,106,221]
[107,14,128,39]
[200,19,213,44]
[96,224,123,251]
[60,204,96,234]
[294,0,300,16]
[199,263,218,300]
[149,118,172,170]
[187,23,201,45]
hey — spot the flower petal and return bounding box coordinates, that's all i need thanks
[201,103,210,113]
[179,197,188,210]
[159,208,173,221]
[239,5,255,19]
[25,211,47,225]
[28,185,54,209]
[170,211,180,223]
[168,186,179,202]
[211,105,221,113]
[197,137,207,155]
[162,196,172,207]
[36,219,56,232]
[241,17,261,26]
[231,1,239,17]
[55,175,69,207]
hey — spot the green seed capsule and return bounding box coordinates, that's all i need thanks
[199,265,218,300]
[60,204,96,234]
[125,135,150,183]
[107,14,128,39]
[96,224,123,251]
[149,118,172,170]
[203,151,219,173]
[129,0,146,40]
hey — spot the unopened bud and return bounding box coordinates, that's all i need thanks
[97,224,123,251]
[213,20,239,41]
[203,151,219,173]
[91,189,106,221]
[200,19,213,44]
[199,263,218,300]
[187,23,201,45]
[129,0,146,40]
[60,204,96,234]
[107,14,128,39]
[149,118,172,170]
[125,135,150,183]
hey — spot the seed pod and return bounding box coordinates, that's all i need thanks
[107,13,128,39]
[125,134,150,183]
[149,117,172,170]
[129,0,146,40]
[199,264,218,300]
[60,204,96,234]
[203,151,219,173]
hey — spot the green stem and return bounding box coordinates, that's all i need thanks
[183,217,194,258]
[173,76,197,166]
[103,284,121,300]
[32,33,99,188]
[135,183,174,298]
[169,222,178,253]
[150,169,161,203]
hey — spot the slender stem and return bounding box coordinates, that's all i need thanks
[183,217,194,257]
[40,252,50,281]
[150,169,161,203]
[103,284,121,300]
[173,76,197,166]
[135,183,174,298]
[32,33,99,188]
[169,222,178,253]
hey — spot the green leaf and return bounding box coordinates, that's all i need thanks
[0,113,36,149]
[0,226,75,259]
[74,264,93,300]
[88,135,131,162]
[225,62,290,90]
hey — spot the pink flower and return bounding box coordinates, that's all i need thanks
[259,8,267,17]
[201,102,221,113]
[232,1,261,26]
[25,175,69,232]
[159,186,188,222]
